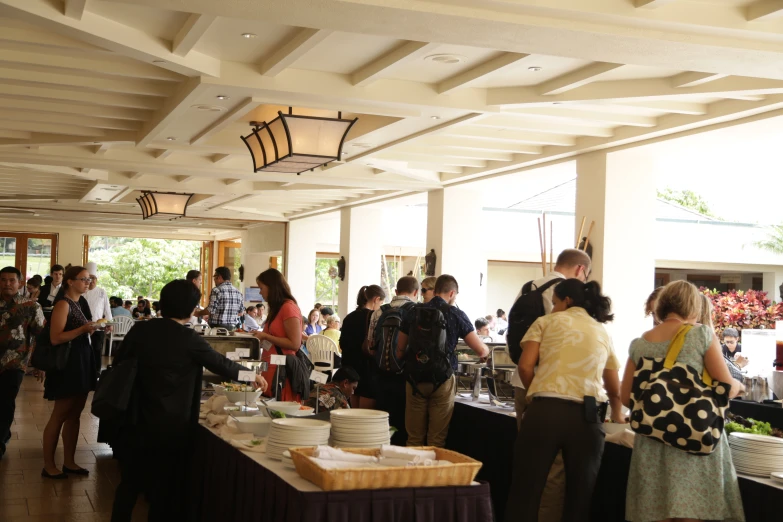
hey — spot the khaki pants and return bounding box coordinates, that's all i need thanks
[405,375,455,448]
[512,387,565,522]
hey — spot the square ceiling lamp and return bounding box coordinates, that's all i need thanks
[136,191,193,220]
[241,109,357,175]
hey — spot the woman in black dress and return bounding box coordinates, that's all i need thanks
[340,285,385,408]
[42,265,100,479]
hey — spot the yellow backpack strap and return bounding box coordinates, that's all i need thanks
[664,324,713,385]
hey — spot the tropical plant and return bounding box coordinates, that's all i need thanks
[754,224,783,255]
[657,188,721,219]
[315,258,339,312]
[702,288,783,336]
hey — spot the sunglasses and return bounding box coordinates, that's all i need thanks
[422,288,432,293]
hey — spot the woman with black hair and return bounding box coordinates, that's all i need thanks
[340,285,385,408]
[504,279,625,522]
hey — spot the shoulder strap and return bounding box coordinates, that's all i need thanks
[537,277,562,293]
[664,325,712,385]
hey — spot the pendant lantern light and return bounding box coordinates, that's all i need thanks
[136,191,193,220]
[241,108,357,175]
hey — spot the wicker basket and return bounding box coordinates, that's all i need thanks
[288,446,482,491]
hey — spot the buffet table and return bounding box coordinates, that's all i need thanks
[446,397,783,522]
[189,425,495,522]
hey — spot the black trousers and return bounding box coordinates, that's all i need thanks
[376,372,408,446]
[504,398,605,522]
[91,331,105,372]
[112,445,192,522]
[0,369,24,458]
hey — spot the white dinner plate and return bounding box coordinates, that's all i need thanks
[330,409,389,419]
[272,418,331,429]
[730,433,783,445]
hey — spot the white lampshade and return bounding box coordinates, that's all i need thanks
[136,191,193,219]
[241,111,357,174]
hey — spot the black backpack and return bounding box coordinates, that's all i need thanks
[506,278,563,364]
[373,301,415,375]
[404,302,452,393]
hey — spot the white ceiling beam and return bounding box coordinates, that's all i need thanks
[0,131,134,148]
[670,72,728,88]
[0,99,149,122]
[0,83,161,111]
[505,107,656,127]
[286,190,407,220]
[223,178,244,186]
[615,100,708,115]
[172,13,216,57]
[0,129,29,139]
[63,0,88,20]
[78,180,100,203]
[350,41,438,87]
[211,154,233,165]
[0,109,139,131]
[746,0,783,21]
[110,186,134,203]
[173,175,195,184]
[371,166,441,183]
[259,28,332,77]
[0,66,171,97]
[417,136,543,154]
[0,120,105,137]
[153,149,173,160]
[0,0,220,77]
[191,97,261,145]
[473,115,614,137]
[634,0,679,8]
[536,62,623,95]
[394,146,515,161]
[437,53,530,95]
[441,126,577,146]
[137,77,205,147]
[124,172,143,180]
[375,152,487,168]
[93,143,110,155]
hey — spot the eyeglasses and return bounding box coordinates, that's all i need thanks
[76,277,92,283]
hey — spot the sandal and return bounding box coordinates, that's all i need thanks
[62,465,90,476]
[41,468,68,480]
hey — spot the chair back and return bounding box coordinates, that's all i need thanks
[305,335,337,372]
[113,316,135,336]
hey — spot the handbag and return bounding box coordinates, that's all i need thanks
[92,357,137,420]
[30,324,71,372]
[629,324,730,455]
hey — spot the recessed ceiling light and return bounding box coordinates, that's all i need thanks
[216,95,230,100]
[425,54,467,65]
[528,66,542,72]
[95,198,102,201]
[431,116,441,120]
[33,213,40,217]
[166,137,176,141]
[191,104,227,112]
[241,33,257,39]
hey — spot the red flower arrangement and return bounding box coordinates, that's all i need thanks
[702,288,783,336]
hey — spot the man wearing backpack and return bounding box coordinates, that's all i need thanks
[367,276,420,445]
[506,248,591,522]
[397,275,489,447]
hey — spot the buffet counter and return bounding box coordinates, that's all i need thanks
[189,424,495,522]
[446,397,783,522]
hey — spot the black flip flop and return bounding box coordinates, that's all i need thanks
[62,465,90,476]
[41,468,68,480]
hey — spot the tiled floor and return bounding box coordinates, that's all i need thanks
[1,365,149,522]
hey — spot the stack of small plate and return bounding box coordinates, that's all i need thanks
[266,418,331,460]
[330,409,390,448]
[728,432,783,477]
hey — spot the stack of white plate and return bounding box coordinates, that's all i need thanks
[330,409,390,448]
[266,418,331,460]
[728,432,783,477]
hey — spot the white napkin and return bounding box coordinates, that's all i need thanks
[380,445,437,463]
[310,457,378,469]
[605,429,636,448]
[230,438,267,453]
[206,413,228,427]
[378,458,454,467]
[313,445,379,463]
[201,395,230,415]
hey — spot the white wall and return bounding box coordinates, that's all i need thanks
[486,261,541,317]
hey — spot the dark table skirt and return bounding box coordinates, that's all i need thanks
[447,400,783,522]
[190,426,495,522]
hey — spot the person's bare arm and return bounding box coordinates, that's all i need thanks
[397,331,409,361]
[255,316,302,352]
[518,341,539,389]
[603,369,625,423]
[703,332,744,398]
[463,331,489,358]
[50,300,96,345]
[620,358,636,408]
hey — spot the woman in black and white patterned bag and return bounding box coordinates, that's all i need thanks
[620,281,746,522]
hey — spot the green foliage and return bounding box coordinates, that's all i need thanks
[657,188,721,219]
[315,258,338,313]
[754,224,783,255]
[89,236,201,299]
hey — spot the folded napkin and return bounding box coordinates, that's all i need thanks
[377,458,454,467]
[310,457,378,469]
[206,413,228,427]
[230,438,267,453]
[380,445,437,463]
[605,429,635,449]
[313,445,379,463]
[201,395,229,415]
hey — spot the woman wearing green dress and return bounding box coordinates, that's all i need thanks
[620,281,746,522]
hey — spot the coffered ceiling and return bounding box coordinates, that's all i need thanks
[0,0,783,232]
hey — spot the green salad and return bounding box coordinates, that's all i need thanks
[725,419,772,436]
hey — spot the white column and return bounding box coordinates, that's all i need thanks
[763,271,783,303]
[285,219,317,313]
[576,150,657,359]
[426,188,487,321]
[337,206,383,316]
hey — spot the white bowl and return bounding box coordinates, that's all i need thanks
[234,416,272,437]
[268,401,305,415]
[224,390,262,404]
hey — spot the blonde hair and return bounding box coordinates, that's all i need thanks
[421,276,437,290]
[698,294,714,329]
[326,316,340,328]
[655,281,702,322]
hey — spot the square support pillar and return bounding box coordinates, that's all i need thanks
[426,188,487,321]
[576,150,657,359]
[338,206,383,316]
[763,271,783,303]
[284,219,317,313]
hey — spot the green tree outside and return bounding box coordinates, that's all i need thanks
[89,236,201,299]
[657,188,721,219]
[315,258,339,313]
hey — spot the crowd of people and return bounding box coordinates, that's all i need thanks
[0,246,762,522]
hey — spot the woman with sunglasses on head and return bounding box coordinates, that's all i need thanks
[41,266,101,479]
